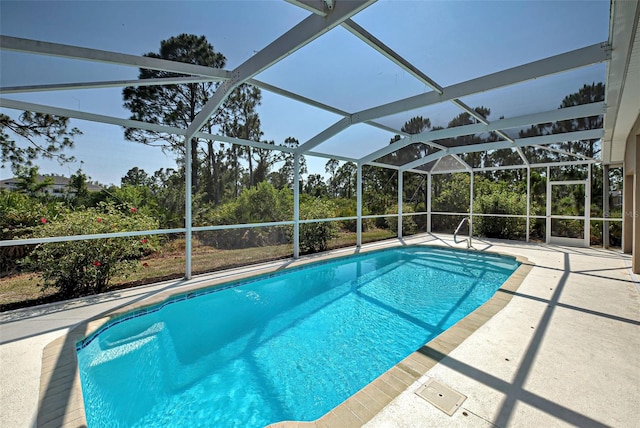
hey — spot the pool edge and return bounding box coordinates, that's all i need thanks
[37,246,532,428]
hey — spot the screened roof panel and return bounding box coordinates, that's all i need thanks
[0,1,307,69]
[353,0,610,88]
[523,145,589,164]
[0,52,138,87]
[308,123,394,160]
[430,134,508,150]
[254,25,431,113]
[415,160,438,173]
[374,143,442,167]
[373,102,468,134]
[479,148,526,169]
[455,64,607,124]
[257,91,343,148]
[432,155,468,173]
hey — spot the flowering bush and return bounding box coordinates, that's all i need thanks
[23,202,159,297]
[0,189,65,274]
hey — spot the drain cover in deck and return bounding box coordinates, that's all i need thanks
[415,378,467,416]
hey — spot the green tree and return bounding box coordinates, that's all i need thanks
[123,34,226,193]
[268,137,307,190]
[201,136,225,204]
[367,116,434,219]
[431,173,470,232]
[1,112,81,172]
[252,140,277,186]
[218,84,264,190]
[385,204,418,236]
[553,82,604,159]
[325,159,340,196]
[68,168,89,202]
[149,168,186,228]
[381,116,432,166]
[304,174,328,197]
[519,82,604,164]
[13,166,54,196]
[446,107,496,168]
[329,161,356,199]
[121,167,152,187]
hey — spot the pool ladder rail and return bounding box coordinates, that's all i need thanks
[454,217,472,249]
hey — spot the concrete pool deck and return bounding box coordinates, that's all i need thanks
[1,234,639,427]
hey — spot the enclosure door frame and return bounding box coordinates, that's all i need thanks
[546,177,591,247]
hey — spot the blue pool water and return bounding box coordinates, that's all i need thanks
[77,246,519,427]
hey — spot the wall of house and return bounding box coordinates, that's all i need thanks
[622,114,640,273]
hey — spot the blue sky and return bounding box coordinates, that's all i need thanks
[0,0,609,185]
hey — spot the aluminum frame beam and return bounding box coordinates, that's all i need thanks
[603,0,639,164]
[400,129,603,171]
[185,0,377,141]
[0,35,231,80]
[341,19,443,94]
[0,98,297,154]
[297,117,353,153]
[0,76,222,94]
[0,97,185,135]
[285,0,329,16]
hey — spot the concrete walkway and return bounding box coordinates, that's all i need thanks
[1,235,638,427]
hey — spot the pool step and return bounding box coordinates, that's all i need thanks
[101,322,164,348]
[89,336,156,367]
[89,322,165,367]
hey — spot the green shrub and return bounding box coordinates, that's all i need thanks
[298,198,338,253]
[332,198,373,232]
[197,182,292,249]
[385,204,418,235]
[22,202,159,297]
[474,190,527,239]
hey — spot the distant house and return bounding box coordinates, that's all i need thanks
[0,174,103,196]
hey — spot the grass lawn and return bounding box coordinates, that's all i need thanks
[0,229,396,311]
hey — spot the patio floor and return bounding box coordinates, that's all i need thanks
[1,234,638,428]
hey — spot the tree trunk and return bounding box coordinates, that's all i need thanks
[234,146,239,198]
[204,140,216,204]
[190,137,199,193]
[212,147,220,205]
[247,146,254,187]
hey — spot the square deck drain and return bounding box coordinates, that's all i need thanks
[415,378,467,416]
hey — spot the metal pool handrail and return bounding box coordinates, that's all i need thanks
[454,217,472,249]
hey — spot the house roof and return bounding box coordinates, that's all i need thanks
[0,175,103,192]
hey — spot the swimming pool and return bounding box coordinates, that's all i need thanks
[77,246,519,427]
